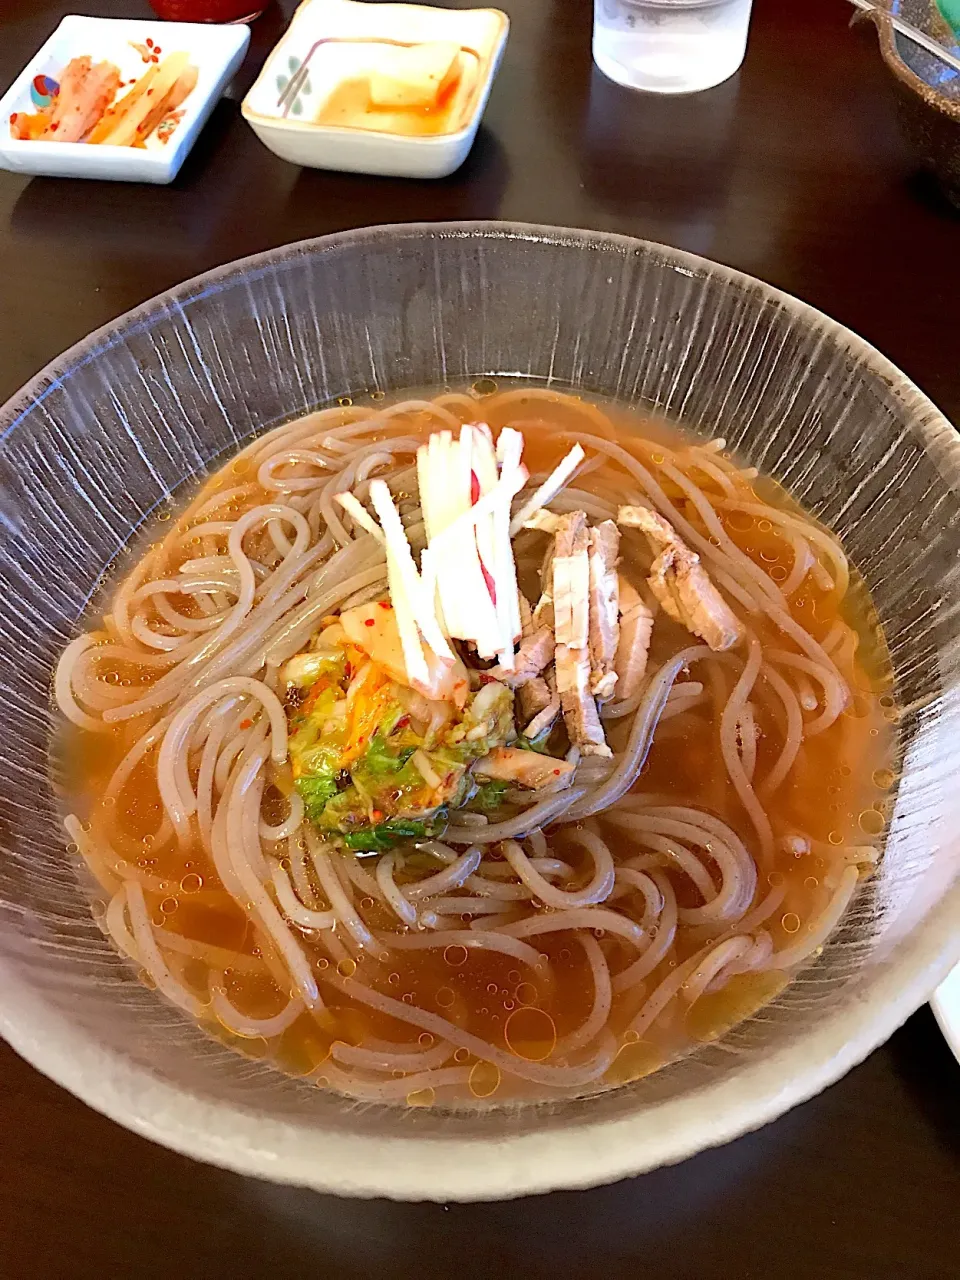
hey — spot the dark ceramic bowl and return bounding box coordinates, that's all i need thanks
[866,1,960,206]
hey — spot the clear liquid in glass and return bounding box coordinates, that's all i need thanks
[593,0,754,95]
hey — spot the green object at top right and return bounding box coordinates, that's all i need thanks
[936,0,960,36]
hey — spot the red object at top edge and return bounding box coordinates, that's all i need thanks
[147,0,261,21]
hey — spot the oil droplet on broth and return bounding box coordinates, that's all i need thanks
[443,944,468,967]
[515,982,538,1007]
[418,1032,434,1048]
[436,986,455,1008]
[504,1006,557,1062]
[781,913,801,934]
[159,896,178,915]
[471,377,498,397]
[468,1060,501,1098]
[454,1047,470,1064]
[337,958,357,978]
[873,768,895,790]
[859,809,885,836]
[338,396,353,407]
[406,1087,436,1108]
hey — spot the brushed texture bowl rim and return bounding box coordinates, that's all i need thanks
[2,221,959,1201]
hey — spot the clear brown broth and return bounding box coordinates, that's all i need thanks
[58,383,896,1104]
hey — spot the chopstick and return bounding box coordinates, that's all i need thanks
[847,0,960,76]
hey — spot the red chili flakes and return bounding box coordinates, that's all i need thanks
[371,809,383,821]
[470,470,481,504]
[478,672,495,685]
[553,768,561,776]
[49,121,59,131]
[395,716,409,729]
[378,600,390,610]
[146,37,154,47]
[364,617,375,627]
[239,718,253,730]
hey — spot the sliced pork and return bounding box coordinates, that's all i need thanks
[486,627,555,687]
[555,642,611,757]
[617,505,742,652]
[552,511,590,648]
[614,577,655,701]
[518,671,561,740]
[587,520,620,702]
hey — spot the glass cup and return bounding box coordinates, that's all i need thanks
[592,0,754,95]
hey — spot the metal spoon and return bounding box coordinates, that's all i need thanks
[847,0,960,75]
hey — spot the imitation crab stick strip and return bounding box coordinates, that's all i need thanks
[492,427,525,656]
[334,491,386,543]
[368,480,454,663]
[419,432,502,658]
[510,443,585,536]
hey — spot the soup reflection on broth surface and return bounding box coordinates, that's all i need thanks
[55,386,895,1107]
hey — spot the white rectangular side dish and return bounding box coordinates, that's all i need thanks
[0,14,250,185]
[241,0,509,179]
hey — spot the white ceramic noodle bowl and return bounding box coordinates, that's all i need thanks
[0,223,958,1200]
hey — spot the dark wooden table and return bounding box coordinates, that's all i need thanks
[1,1,959,1276]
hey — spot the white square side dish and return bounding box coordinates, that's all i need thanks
[0,14,250,185]
[241,0,509,179]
